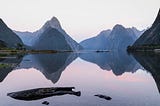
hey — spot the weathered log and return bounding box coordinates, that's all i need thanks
[7,87,81,101]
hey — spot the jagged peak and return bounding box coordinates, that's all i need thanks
[131,27,138,30]
[112,24,126,31]
[42,16,62,31]
[49,16,62,29]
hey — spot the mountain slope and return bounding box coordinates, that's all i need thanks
[80,30,111,50]
[133,9,160,45]
[0,40,7,48]
[34,17,81,51]
[15,17,81,51]
[108,25,137,50]
[80,25,143,51]
[0,19,23,48]
[33,27,72,50]
[14,31,37,46]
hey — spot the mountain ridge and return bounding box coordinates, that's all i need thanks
[133,9,160,46]
[0,19,23,48]
[80,24,144,51]
[15,17,82,51]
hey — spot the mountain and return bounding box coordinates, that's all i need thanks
[34,27,72,50]
[34,17,81,51]
[15,17,81,51]
[108,25,138,50]
[133,9,160,46]
[0,40,7,48]
[80,24,143,51]
[80,30,111,50]
[131,27,144,38]
[0,19,23,48]
[14,31,37,46]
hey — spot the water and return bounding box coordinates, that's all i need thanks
[0,51,160,106]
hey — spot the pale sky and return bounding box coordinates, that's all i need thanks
[0,0,159,42]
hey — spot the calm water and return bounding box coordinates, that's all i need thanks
[0,51,160,106]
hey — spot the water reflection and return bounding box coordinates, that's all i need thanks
[0,55,23,82]
[0,51,160,105]
[131,52,160,93]
[1,51,160,94]
[79,51,142,75]
[19,53,77,83]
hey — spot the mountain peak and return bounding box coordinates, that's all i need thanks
[50,16,59,22]
[113,24,125,30]
[48,16,62,29]
[112,24,126,33]
[41,16,62,32]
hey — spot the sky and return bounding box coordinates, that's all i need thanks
[0,0,159,42]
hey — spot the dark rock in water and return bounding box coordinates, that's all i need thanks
[42,101,49,105]
[7,87,81,101]
[94,94,112,100]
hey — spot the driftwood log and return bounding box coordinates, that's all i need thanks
[7,87,81,101]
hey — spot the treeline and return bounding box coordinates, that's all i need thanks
[127,44,160,52]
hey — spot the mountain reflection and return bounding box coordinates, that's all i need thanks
[19,53,77,83]
[1,50,160,95]
[131,52,160,93]
[0,55,23,82]
[79,51,142,75]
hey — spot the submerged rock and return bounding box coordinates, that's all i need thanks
[7,87,81,101]
[42,101,49,105]
[94,94,112,100]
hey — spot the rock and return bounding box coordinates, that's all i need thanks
[94,94,112,100]
[7,87,81,101]
[42,101,49,105]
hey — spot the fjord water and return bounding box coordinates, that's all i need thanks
[0,51,160,106]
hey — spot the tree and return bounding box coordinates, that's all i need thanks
[16,43,24,50]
